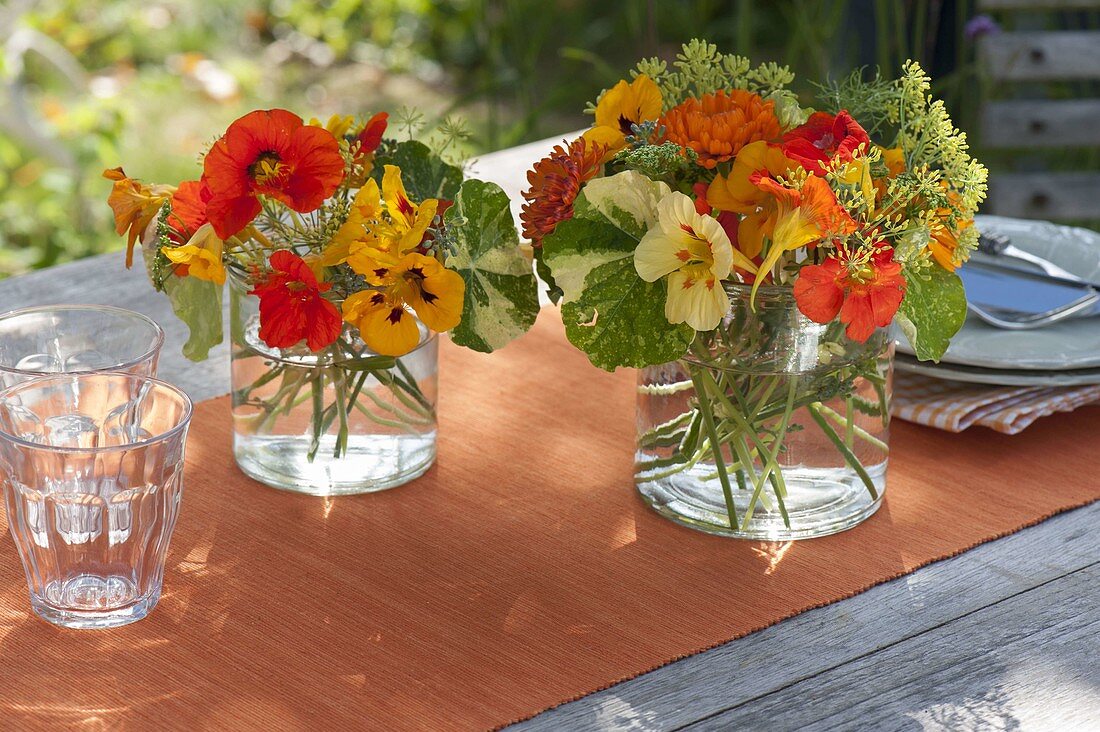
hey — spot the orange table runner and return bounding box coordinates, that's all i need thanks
[1,310,1098,730]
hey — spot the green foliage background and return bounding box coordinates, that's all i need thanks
[0,0,1077,278]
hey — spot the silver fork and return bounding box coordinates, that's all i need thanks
[968,296,1099,330]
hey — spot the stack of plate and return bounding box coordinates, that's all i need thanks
[894,215,1100,387]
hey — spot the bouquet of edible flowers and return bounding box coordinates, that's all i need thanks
[106,108,538,459]
[521,41,987,530]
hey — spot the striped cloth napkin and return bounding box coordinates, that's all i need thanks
[892,372,1100,434]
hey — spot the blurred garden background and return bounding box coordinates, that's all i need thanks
[1,0,1098,277]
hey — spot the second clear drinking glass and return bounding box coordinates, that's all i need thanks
[0,373,193,629]
[0,305,164,388]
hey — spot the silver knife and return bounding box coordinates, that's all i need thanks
[977,232,1099,288]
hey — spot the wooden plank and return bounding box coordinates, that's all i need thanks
[687,563,1100,730]
[509,501,1100,730]
[981,32,1100,81]
[982,99,1100,148]
[980,0,1100,9]
[987,172,1100,219]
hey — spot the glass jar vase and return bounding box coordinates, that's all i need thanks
[229,270,437,496]
[635,284,893,540]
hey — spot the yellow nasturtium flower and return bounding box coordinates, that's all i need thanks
[309,114,355,138]
[161,222,226,285]
[582,74,662,155]
[342,252,465,356]
[377,165,439,254]
[320,178,386,267]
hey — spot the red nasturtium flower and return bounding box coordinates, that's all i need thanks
[202,109,345,239]
[250,250,342,352]
[793,248,906,342]
[781,111,870,175]
[520,137,607,245]
[167,180,212,240]
[355,111,388,158]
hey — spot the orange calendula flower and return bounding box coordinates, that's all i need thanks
[706,141,797,259]
[103,168,176,267]
[342,252,465,356]
[793,248,906,342]
[202,109,345,239]
[750,174,858,301]
[520,137,607,245]
[250,250,343,352]
[659,90,781,169]
[582,74,662,155]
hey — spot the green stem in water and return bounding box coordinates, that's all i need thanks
[740,376,798,530]
[807,402,879,500]
[689,367,739,530]
[816,403,889,452]
[332,367,350,459]
[845,396,855,449]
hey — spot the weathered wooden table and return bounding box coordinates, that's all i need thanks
[1,138,1096,730]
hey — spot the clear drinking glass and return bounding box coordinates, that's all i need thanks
[0,373,192,629]
[0,305,164,389]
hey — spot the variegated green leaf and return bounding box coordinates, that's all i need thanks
[541,172,693,371]
[896,264,967,362]
[374,140,463,202]
[142,242,223,361]
[444,179,539,352]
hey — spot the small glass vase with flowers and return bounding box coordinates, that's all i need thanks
[107,109,539,495]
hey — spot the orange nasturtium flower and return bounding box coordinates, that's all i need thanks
[342,253,465,357]
[201,109,345,239]
[103,168,176,267]
[520,137,607,245]
[749,174,858,302]
[581,74,662,155]
[659,90,781,169]
[927,188,971,272]
[706,141,797,259]
[250,250,343,352]
[793,247,906,342]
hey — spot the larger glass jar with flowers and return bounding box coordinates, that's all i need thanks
[106,109,539,495]
[523,42,987,539]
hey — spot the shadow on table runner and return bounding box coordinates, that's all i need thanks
[0,310,1096,731]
